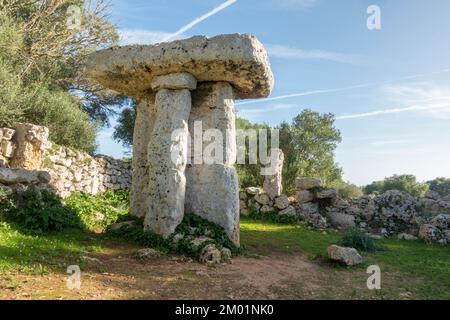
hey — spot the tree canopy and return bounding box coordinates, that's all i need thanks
[0,0,121,152]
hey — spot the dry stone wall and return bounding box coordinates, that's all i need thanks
[0,123,131,198]
[242,177,450,245]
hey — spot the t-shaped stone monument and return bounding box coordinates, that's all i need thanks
[85,34,274,245]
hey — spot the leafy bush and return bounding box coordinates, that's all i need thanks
[364,174,429,198]
[328,180,363,199]
[65,190,130,230]
[427,178,450,197]
[0,186,81,234]
[108,213,242,257]
[340,228,378,252]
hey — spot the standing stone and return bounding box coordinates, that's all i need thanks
[85,34,275,243]
[144,73,196,237]
[263,149,284,199]
[131,94,157,218]
[185,82,240,245]
[10,123,50,170]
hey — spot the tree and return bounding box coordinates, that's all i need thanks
[278,109,342,193]
[113,100,136,150]
[364,174,429,197]
[235,118,271,188]
[0,0,120,152]
[427,177,450,197]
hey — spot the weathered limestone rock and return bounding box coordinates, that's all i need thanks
[134,248,161,260]
[0,167,50,185]
[10,123,50,170]
[263,149,284,199]
[245,186,260,195]
[1,140,16,158]
[295,177,324,190]
[254,193,271,206]
[326,211,356,230]
[85,34,274,100]
[398,233,418,241]
[296,190,314,204]
[327,245,363,266]
[185,82,240,244]
[130,94,157,218]
[279,205,297,217]
[200,244,222,265]
[274,195,290,210]
[145,74,195,237]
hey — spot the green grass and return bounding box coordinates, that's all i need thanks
[0,222,102,275]
[241,217,341,258]
[1,215,448,299]
[241,217,450,299]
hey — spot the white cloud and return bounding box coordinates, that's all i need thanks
[237,68,450,106]
[162,0,237,42]
[382,83,450,119]
[266,44,366,64]
[336,100,450,120]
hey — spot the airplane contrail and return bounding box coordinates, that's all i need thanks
[236,68,450,106]
[163,0,238,42]
[336,99,450,120]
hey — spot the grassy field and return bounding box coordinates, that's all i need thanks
[241,217,450,299]
[0,218,449,299]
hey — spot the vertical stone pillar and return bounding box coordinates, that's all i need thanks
[130,94,156,218]
[10,123,50,170]
[263,149,284,200]
[185,82,240,245]
[144,73,197,237]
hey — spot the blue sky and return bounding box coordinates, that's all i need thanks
[96,0,450,185]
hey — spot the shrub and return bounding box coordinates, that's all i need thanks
[328,180,363,199]
[340,228,378,252]
[108,213,242,257]
[365,174,429,198]
[64,190,130,230]
[1,186,81,234]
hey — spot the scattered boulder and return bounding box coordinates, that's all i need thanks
[220,247,232,263]
[398,233,418,241]
[419,224,442,243]
[200,244,222,265]
[134,248,161,260]
[327,245,363,266]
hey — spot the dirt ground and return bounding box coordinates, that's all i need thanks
[0,242,415,300]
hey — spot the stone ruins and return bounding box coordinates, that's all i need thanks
[85,34,274,244]
[0,123,131,198]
